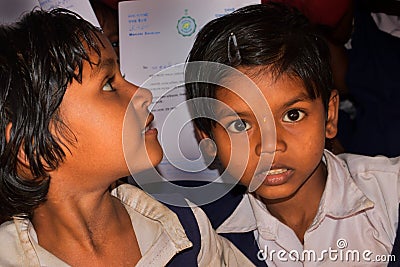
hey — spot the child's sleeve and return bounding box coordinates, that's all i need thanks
[190,204,256,267]
[393,157,400,202]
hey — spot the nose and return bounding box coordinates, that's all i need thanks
[256,121,286,156]
[130,83,153,110]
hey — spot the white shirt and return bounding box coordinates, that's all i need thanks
[0,184,253,267]
[216,150,400,266]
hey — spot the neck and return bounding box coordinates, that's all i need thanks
[31,183,141,266]
[31,168,128,246]
[32,187,122,246]
[29,170,141,266]
[262,161,327,243]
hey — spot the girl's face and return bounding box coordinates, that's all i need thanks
[209,68,338,201]
[55,34,162,186]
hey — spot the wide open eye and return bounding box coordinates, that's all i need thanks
[227,119,251,133]
[102,81,115,92]
[283,109,305,122]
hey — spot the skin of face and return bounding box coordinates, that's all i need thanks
[203,67,339,204]
[52,34,162,190]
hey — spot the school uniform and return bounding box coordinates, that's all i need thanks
[211,150,400,266]
[0,184,252,267]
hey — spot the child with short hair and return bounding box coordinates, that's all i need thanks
[185,3,400,266]
[0,8,252,266]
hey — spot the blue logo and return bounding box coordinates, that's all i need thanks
[177,16,196,37]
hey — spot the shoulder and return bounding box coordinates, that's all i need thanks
[0,220,21,250]
[115,183,254,266]
[189,202,255,267]
[335,153,400,197]
[327,151,400,189]
[329,152,400,229]
[112,184,193,247]
[112,183,187,224]
[337,153,400,176]
[0,220,25,266]
[156,192,253,266]
[152,187,254,266]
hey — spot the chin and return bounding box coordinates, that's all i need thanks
[150,150,163,167]
[124,144,163,175]
[147,142,163,165]
[255,185,295,202]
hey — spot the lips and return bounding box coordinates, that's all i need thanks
[142,113,157,135]
[254,165,292,186]
[266,168,288,175]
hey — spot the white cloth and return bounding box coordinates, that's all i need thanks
[0,184,253,267]
[371,0,400,38]
[371,13,400,38]
[216,150,400,266]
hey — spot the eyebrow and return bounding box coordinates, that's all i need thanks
[91,57,116,77]
[215,105,249,119]
[281,93,313,109]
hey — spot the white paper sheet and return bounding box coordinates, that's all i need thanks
[119,0,260,181]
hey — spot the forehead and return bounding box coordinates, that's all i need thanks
[85,33,118,68]
[215,67,309,104]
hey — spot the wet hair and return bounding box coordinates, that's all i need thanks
[185,3,333,138]
[0,8,103,219]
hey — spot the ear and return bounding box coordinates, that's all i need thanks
[195,127,217,158]
[325,90,339,139]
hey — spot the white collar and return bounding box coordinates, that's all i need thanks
[216,150,374,239]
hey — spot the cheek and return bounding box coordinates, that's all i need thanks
[300,124,327,165]
[290,115,327,144]
[123,111,145,153]
[212,125,256,179]
[65,105,126,162]
[311,119,328,149]
[215,135,255,182]
[215,139,231,168]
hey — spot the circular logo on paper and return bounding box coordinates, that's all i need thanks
[177,16,196,37]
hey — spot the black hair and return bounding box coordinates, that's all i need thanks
[0,8,103,219]
[90,0,119,51]
[185,3,333,138]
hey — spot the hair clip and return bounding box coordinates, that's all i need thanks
[227,32,242,66]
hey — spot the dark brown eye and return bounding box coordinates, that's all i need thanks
[283,109,305,122]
